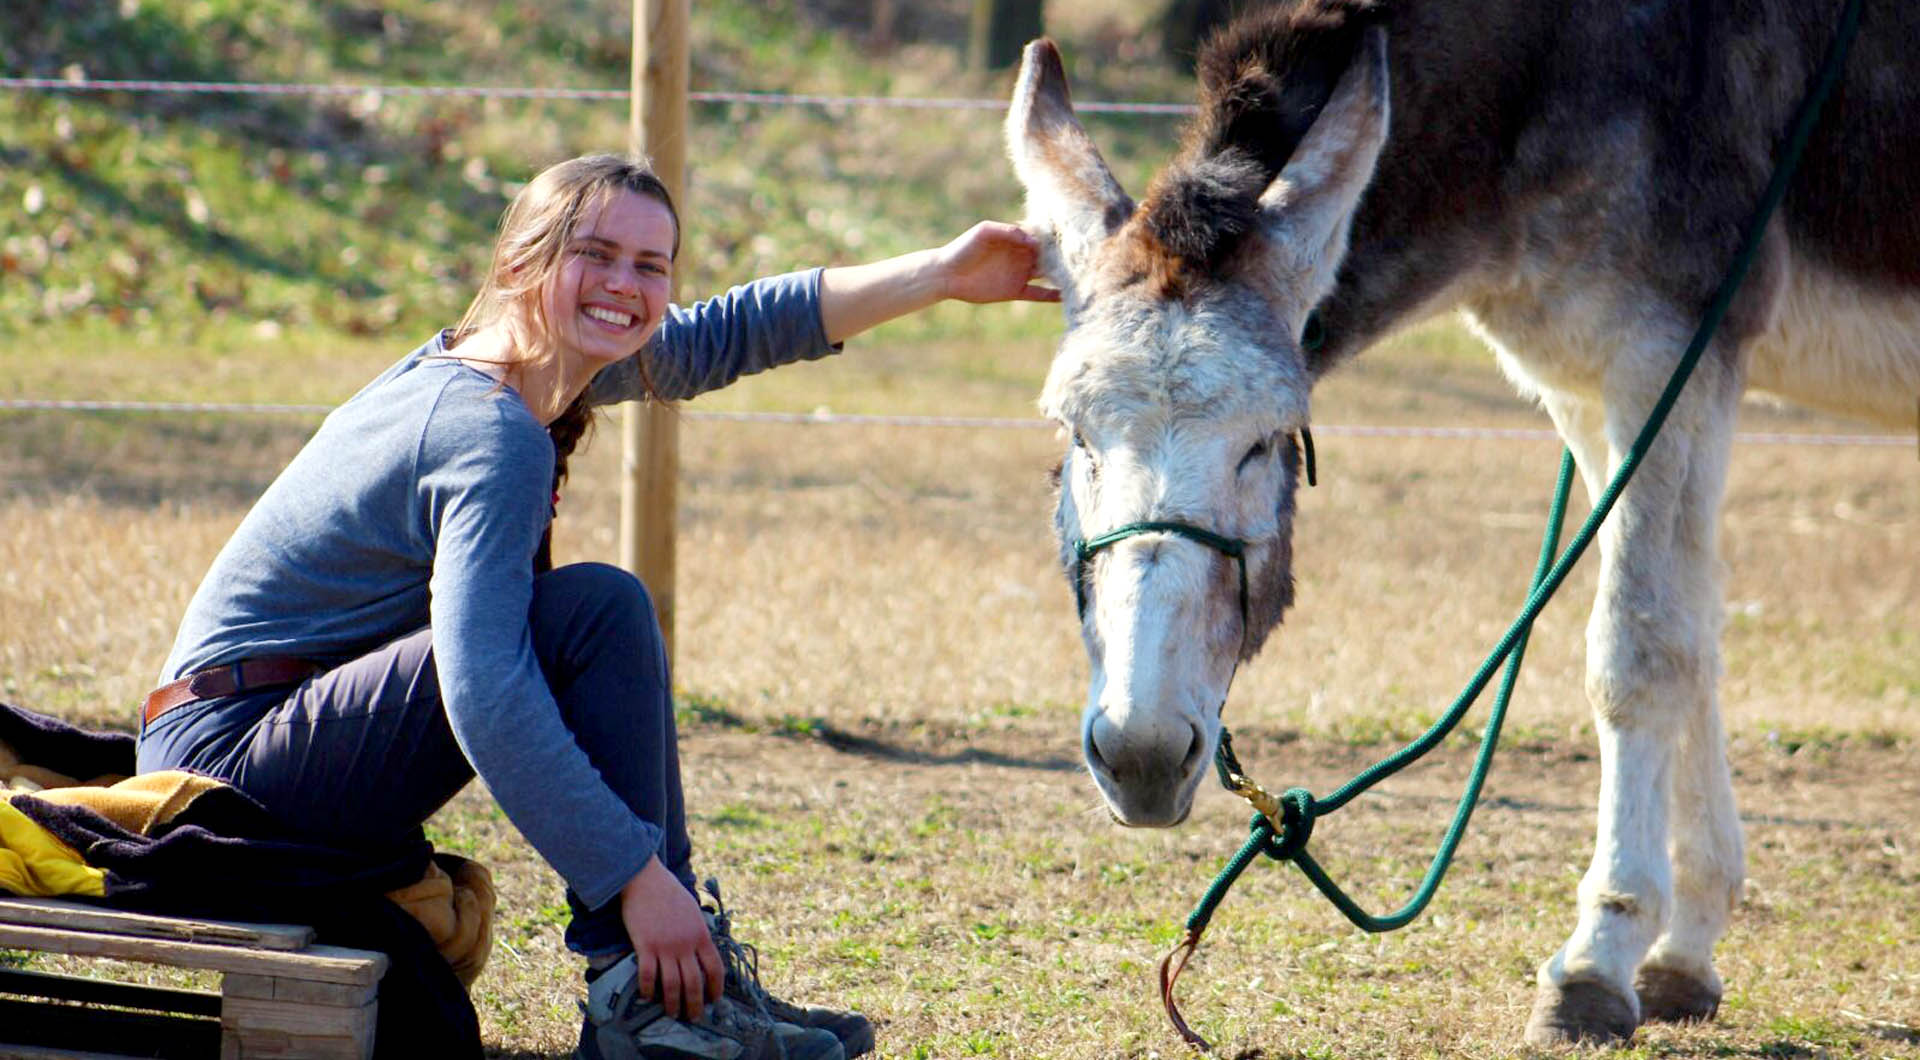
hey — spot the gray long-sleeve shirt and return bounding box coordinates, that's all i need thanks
[158,268,837,908]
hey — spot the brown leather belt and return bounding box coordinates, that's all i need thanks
[142,657,323,727]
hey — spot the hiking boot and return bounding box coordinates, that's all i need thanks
[577,952,788,1060]
[704,879,876,1059]
[769,1018,847,1060]
[761,995,875,1060]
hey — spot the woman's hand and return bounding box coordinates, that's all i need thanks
[619,856,724,1021]
[934,221,1062,304]
[818,220,1060,343]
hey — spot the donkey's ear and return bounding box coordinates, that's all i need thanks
[1255,26,1389,300]
[1006,39,1133,293]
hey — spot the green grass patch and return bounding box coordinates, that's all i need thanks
[674,691,754,731]
[704,802,773,830]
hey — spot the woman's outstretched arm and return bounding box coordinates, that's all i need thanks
[817,221,1059,344]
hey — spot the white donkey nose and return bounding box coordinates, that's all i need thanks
[1085,706,1206,787]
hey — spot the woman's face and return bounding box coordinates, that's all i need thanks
[539,189,677,370]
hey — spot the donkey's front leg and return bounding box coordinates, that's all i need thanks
[1524,363,1741,1046]
[1633,689,1743,1024]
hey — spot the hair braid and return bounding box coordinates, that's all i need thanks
[534,394,597,573]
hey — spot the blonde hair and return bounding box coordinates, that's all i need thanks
[453,153,680,409]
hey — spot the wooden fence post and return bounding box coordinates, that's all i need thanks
[969,0,1045,70]
[623,0,688,662]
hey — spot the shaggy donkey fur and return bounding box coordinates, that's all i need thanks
[1007,0,1918,1045]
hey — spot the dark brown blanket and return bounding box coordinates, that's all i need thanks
[1,702,481,1059]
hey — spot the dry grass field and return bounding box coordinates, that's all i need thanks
[2,322,1915,1058]
[5,0,1912,1054]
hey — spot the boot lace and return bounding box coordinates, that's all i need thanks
[702,877,773,1018]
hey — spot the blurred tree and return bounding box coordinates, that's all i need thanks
[969,0,1043,70]
[1161,0,1273,72]
[869,0,896,51]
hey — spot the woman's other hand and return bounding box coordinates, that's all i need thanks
[619,856,724,1021]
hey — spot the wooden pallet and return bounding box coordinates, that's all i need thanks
[0,896,387,1059]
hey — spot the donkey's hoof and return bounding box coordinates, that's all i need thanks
[1634,966,1721,1023]
[1524,978,1638,1046]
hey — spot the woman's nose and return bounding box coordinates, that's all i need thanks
[602,264,639,294]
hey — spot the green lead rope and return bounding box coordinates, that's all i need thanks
[1160,451,1571,1048]
[1158,0,1863,1047]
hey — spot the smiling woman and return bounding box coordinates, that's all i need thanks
[451,157,680,427]
[128,151,1056,1060]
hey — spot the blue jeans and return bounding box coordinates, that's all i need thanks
[135,562,691,956]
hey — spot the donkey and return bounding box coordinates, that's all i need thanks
[1004,0,1919,1046]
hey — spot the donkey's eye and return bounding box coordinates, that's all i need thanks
[1299,311,1327,353]
[1237,437,1270,474]
[1071,433,1101,481]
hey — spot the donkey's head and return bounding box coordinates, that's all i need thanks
[1007,17,1389,826]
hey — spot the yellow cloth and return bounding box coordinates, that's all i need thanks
[0,800,106,897]
[0,771,224,898]
[27,771,226,834]
[385,855,497,987]
[1,741,496,984]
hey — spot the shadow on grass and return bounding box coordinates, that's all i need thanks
[806,720,1080,772]
[676,696,1080,772]
[1353,777,1909,832]
[1746,1043,1823,1059]
[58,163,321,286]
[1858,1022,1920,1047]
[0,411,317,508]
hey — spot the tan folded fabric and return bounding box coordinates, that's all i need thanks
[26,771,222,834]
[386,854,496,987]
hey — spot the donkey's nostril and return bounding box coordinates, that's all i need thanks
[1083,716,1114,775]
[1180,724,1206,775]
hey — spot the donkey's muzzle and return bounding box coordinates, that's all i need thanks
[1083,710,1206,826]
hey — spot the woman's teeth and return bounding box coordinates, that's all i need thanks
[584,306,634,327]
